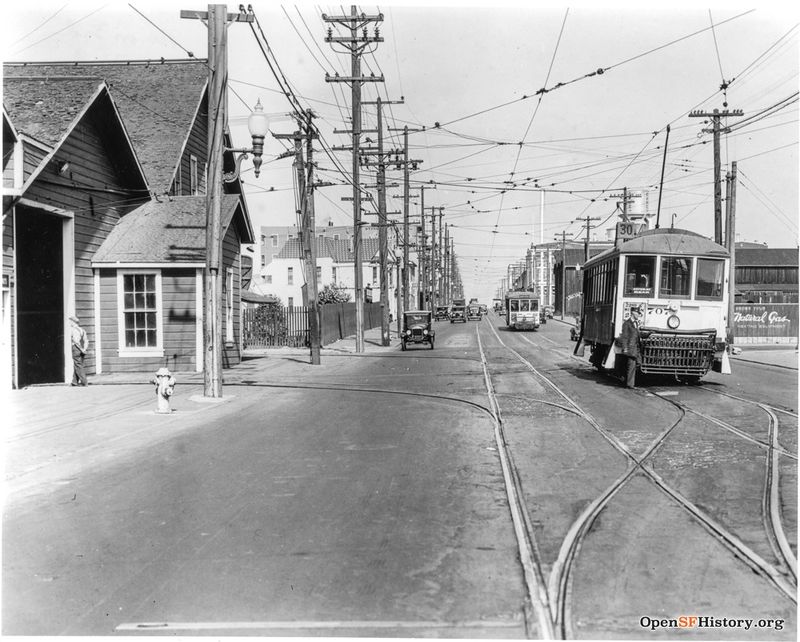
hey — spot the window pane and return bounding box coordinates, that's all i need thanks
[510,300,519,311]
[146,330,157,346]
[124,293,134,309]
[125,328,136,347]
[696,259,724,300]
[624,256,656,297]
[660,257,692,298]
[136,329,146,345]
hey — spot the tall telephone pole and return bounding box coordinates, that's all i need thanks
[388,126,423,317]
[574,215,601,263]
[411,186,436,310]
[273,118,321,364]
[362,96,403,345]
[324,7,384,352]
[181,4,253,397]
[689,107,743,245]
[726,161,738,344]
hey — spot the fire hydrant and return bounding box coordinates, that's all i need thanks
[152,367,176,414]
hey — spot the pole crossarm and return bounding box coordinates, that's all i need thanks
[325,74,385,83]
[180,9,254,22]
[334,129,379,134]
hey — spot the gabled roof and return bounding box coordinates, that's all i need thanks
[3,77,148,195]
[2,76,103,147]
[92,195,244,264]
[4,60,208,193]
[274,235,385,263]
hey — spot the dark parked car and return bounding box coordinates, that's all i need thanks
[467,304,482,321]
[401,310,435,350]
[449,305,467,323]
[434,305,449,321]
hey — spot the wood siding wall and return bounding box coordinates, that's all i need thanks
[3,213,15,379]
[222,221,242,368]
[171,97,208,196]
[9,99,147,387]
[98,268,199,372]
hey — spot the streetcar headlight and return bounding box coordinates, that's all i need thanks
[667,314,681,329]
[668,302,679,312]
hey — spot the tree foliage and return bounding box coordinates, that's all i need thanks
[318,282,351,304]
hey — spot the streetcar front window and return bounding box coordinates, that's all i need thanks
[696,258,725,300]
[660,256,692,299]
[509,300,519,311]
[624,256,655,297]
[519,300,529,311]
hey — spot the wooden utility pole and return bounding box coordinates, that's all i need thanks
[388,126,423,318]
[304,112,321,364]
[429,207,437,309]
[689,107,743,245]
[444,224,450,304]
[273,120,320,364]
[324,6,383,353]
[362,96,403,345]
[574,215,601,263]
[181,4,253,398]
[726,161,738,344]
[411,186,436,310]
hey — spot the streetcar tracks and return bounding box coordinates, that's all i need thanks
[478,322,797,638]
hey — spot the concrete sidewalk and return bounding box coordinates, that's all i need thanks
[7,325,403,502]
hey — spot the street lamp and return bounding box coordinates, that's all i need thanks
[224,99,270,182]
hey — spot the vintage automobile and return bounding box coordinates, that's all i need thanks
[401,310,435,350]
[449,305,467,323]
[543,305,554,319]
[467,304,482,321]
[479,304,488,315]
[434,305,450,321]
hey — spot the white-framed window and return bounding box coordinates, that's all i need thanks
[190,154,199,195]
[225,268,234,343]
[288,267,294,285]
[332,267,337,283]
[288,297,294,307]
[316,266,322,281]
[372,266,378,283]
[117,270,163,357]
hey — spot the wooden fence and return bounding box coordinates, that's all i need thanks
[242,302,383,349]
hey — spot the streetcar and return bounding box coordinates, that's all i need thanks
[504,290,541,330]
[575,228,732,382]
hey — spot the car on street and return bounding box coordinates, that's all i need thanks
[543,305,554,319]
[401,310,435,350]
[467,304,482,321]
[449,305,467,323]
[479,304,488,314]
[434,305,449,321]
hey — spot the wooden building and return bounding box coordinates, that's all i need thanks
[3,60,254,387]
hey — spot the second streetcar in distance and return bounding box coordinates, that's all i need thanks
[577,228,731,383]
[505,290,541,331]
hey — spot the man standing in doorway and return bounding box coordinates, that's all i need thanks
[617,305,642,389]
[69,315,89,386]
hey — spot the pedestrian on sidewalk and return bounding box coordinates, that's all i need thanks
[70,315,89,386]
[616,305,642,389]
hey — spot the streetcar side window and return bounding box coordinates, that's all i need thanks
[696,258,725,300]
[624,256,655,297]
[660,256,692,299]
[510,299,519,311]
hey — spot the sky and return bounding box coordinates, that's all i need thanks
[3,1,798,303]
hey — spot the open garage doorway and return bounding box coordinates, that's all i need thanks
[16,207,65,387]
